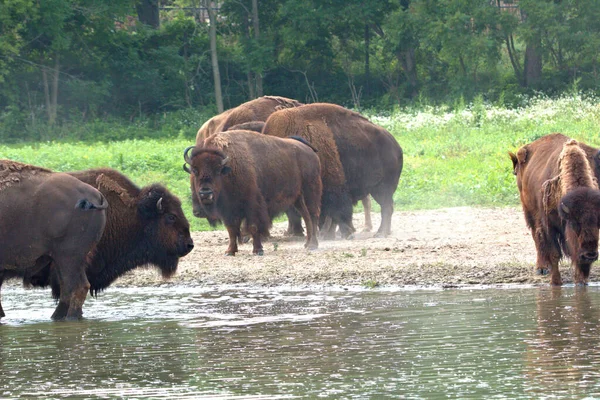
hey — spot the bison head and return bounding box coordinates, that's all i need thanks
[183,146,231,215]
[558,187,600,268]
[138,184,194,277]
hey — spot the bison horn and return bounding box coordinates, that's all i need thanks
[561,203,570,214]
[157,197,163,212]
[183,146,195,163]
[221,156,229,166]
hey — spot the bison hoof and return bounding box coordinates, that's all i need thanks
[225,252,236,256]
[536,268,549,276]
[254,250,264,256]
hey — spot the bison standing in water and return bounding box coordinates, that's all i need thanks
[28,168,194,301]
[0,160,107,320]
[184,130,322,255]
[263,103,403,239]
[510,134,600,285]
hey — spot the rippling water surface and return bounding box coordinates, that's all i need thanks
[2,285,600,398]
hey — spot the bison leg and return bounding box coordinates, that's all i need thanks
[533,227,562,285]
[225,224,241,256]
[295,197,318,250]
[319,216,336,240]
[51,255,91,321]
[574,263,591,286]
[247,223,264,256]
[362,196,373,232]
[371,189,394,238]
[285,208,305,237]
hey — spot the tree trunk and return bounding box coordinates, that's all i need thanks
[365,24,370,96]
[136,0,160,28]
[242,11,256,99]
[524,38,542,87]
[397,47,418,98]
[251,0,263,97]
[206,0,224,112]
[183,30,192,107]
[42,56,60,125]
[247,71,256,99]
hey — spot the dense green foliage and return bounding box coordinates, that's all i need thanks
[1,0,600,141]
[2,95,599,231]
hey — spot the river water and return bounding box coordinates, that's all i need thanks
[1,285,600,399]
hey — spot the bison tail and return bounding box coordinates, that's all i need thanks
[75,195,109,210]
[289,136,318,153]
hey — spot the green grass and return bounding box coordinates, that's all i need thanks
[2,93,600,232]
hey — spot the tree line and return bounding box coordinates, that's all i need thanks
[1,0,599,130]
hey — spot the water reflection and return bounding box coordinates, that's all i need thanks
[524,287,600,397]
[2,286,600,398]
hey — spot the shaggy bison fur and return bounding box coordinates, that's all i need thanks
[510,133,600,285]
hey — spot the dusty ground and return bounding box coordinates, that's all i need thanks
[107,206,600,288]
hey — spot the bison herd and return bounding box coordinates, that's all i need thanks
[2,95,600,321]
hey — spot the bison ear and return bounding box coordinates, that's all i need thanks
[96,173,135,207]
[516,146,529,165]
[542,176,561,215]
[508,152,518,175]
[138,189,165,218]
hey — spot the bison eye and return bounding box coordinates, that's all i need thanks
[193,168,199,176]
[166,214,176,224]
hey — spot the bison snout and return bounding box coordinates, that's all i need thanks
[198,189,214,204]
[179,238,195,256]
[580,251,599,263]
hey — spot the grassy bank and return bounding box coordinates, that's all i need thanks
[2,94,599,232]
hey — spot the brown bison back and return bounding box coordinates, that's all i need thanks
[196,96,302,142]
[262,104,346,191]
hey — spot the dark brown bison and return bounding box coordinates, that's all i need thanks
[262,103,403,238]
[184,130,322,255]
[0,160,107,320]
[510,134,600,285]
[192,96,304,234]
[27,168,194,301]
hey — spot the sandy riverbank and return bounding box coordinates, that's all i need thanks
[103,206,596,289]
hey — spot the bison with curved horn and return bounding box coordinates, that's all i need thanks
[0,160,108,320]
[510,134,600,285]
[184,130,322,255]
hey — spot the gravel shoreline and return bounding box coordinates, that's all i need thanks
[99,207,600,288]
[8,206,596,291]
